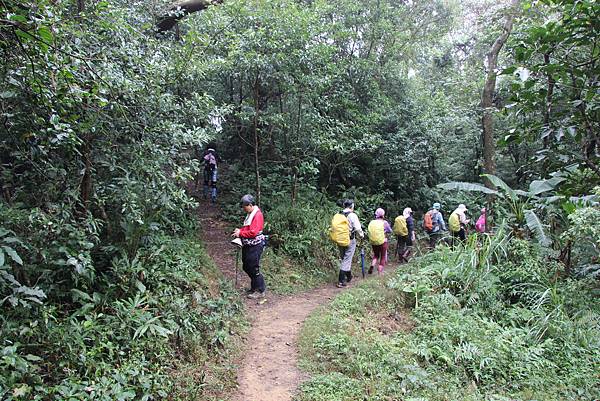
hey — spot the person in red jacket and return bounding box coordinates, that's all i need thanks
[231,194,266,298]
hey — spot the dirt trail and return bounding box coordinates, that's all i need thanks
[197,201,344,401]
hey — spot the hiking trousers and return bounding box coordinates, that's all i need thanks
[338,239,357,272]
[242,242,266,293]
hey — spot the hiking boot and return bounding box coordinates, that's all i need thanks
[336,282,347,288]
[247,291,265,299]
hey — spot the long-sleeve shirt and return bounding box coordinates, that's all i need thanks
[239,207,264,238]
[432,210,446,232]
[343,208,364,239]
[406,216,415,237]
[453,209,470,226]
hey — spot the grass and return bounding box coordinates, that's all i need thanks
[295,236,600,401]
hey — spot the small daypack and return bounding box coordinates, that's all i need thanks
[393,216,408,236]
[368,219,385,246]
[423,210,435,232]
[330,211,351,247]
[449,212,461,233]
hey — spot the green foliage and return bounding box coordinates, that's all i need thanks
[504,0,600,185]
[298,233,600,400]
[0,234,245,400]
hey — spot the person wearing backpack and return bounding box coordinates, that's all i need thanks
[394,207,414,263]
[231,194,267,299]
[367,208,392,275]
[475,207,487,234]
[449,204,470,246]
[330,199,364,288]
[423,202,446,249]
[201,146,220,203]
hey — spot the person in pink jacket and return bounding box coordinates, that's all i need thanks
[475,207,487,233]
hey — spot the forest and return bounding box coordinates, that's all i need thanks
[0,0,598,400]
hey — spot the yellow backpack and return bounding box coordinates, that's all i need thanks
[449,212,461,232]
[367,219,385,245]
[393,216,408,236]
[330,212,350,247]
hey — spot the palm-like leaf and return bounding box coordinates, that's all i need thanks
[436,182,499,195]
[524,209,551,246]
[482,174,518,201]
[528,177,565,196]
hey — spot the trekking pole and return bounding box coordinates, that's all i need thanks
[360,245,366,279]
[235,248,239,288]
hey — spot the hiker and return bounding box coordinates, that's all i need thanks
[231,194,266,299]
[201,146,220,203]
[367,208,392,275]
[449,204,470,246]
[330,199,364,288]
[394,207,414,263]
[423,202,446,249]
[475,207,487,233]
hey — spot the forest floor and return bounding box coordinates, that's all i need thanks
[197,200,348,401]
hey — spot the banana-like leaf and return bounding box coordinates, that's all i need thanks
[528,177,565,196]
[436,182,499,195]
[524,209,551,246]
[482,174,518,201]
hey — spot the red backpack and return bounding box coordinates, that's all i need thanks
[423,210,434,232]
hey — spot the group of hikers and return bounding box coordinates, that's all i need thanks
[329,199,488,288]
[229,192,489,298]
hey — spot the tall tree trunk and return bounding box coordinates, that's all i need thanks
[481,0,519,230]
[253,72,261,206]
[542,52,555,149]
[482,0,519,187]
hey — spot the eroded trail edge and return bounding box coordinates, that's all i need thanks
[198,203,342,401]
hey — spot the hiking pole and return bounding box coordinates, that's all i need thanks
[360,246,366,279]
[235,248,239,288]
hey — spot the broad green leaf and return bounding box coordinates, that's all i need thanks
[528,177,565,195]
[524,209,550,246]
[482,174,518,201]
[436,182,499,195]
[2,246,22,265]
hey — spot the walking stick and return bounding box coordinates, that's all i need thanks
[360,246,366,279]
[235,248,239,288]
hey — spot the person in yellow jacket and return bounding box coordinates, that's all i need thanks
[394,207,415,263]
[449,204,470,247]
[367,208,392,275]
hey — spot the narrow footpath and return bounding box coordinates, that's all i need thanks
[197,201,345,401]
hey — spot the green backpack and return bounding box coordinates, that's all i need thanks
[449,212,461,233]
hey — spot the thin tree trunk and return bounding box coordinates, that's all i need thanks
[481,0,519,231]
[482,0,518,186]
[253,72,261,206]
[542,52,555,149]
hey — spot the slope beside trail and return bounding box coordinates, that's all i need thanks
[197,201,346,401]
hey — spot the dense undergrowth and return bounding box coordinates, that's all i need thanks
[297,228,600,401]
[0,209,246,400]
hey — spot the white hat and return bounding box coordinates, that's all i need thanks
[458,204,467,211]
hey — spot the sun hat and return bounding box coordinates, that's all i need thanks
[433,202,441,210]
[375,208,385,218]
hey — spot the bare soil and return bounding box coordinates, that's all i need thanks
[197,201,346,401]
